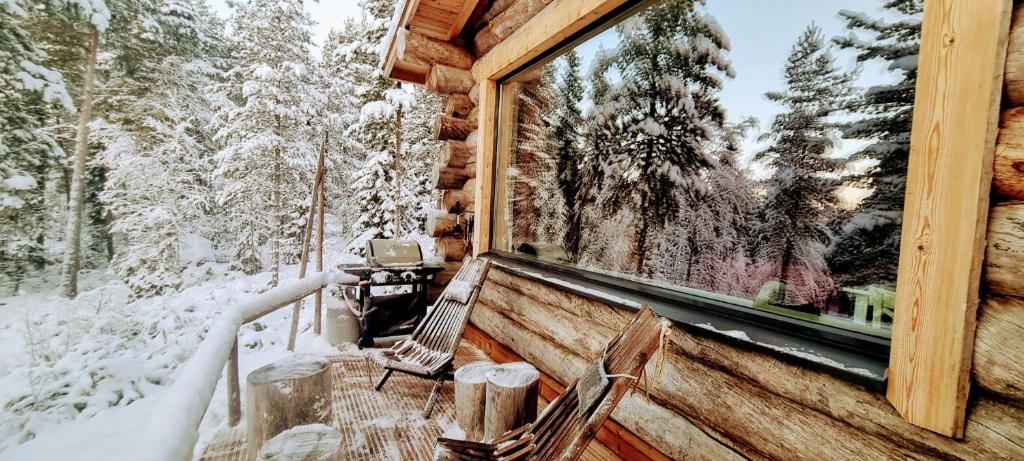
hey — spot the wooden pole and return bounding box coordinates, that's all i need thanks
[287,132,329,351]
[394,99,404,237]
[314,149,326,335]
[227,338,241,426]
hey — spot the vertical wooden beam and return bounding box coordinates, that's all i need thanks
[491,82,520,253]
[227,338,241,426]
[472,80,498,256]
[887,0,1012,438]
[314,176,325,336]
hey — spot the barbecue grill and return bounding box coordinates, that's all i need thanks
[338,239,445,348]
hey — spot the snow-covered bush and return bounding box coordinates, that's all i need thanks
[0,266,277,450]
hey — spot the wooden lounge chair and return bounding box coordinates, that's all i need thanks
[371,256,492,417]
[434,306,668,461]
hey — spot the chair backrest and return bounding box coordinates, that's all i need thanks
[527,306,666,461]
[410,257,492,355]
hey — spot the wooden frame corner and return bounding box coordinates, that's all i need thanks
[886,0,1012,438]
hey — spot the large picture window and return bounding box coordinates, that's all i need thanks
[492,0,923,338]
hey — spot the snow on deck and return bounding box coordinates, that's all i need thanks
[198,341,619,461]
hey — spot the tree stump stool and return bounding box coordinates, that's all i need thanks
[483,362,539,441]
[257,423,340,461]
[454,361,496,441]
[246,355,333,461]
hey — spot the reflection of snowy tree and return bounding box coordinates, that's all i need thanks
[592,0,734,275]
[510,69,563,249]
[829,0,921,287]
[551,50,586,259]
[650,119,759,289]
[755,25,853,305]
[578,209,637,275]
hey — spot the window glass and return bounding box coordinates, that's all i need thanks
[493,0,923,338]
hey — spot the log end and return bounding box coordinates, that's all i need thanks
[247,354,331,385]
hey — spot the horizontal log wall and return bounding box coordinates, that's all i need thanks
[471,266,1024,460]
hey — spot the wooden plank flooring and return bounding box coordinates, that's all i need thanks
[199,341,619,461]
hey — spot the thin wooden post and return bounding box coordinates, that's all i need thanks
[314,160,326,335]
[287,132,329,351]
[394,93,404,237]
[227,337,241,426]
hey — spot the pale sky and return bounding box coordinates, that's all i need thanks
[207,0,364,51]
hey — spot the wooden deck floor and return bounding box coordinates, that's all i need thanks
[199,341,620,461]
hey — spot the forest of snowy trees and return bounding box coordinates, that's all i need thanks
[0,0,441,298]
[503,0,922,327]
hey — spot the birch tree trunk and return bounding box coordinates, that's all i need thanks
[60,25,99,299]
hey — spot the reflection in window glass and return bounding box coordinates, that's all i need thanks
[494,0,923,337]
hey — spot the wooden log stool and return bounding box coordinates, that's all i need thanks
[454,361,495,441]
[483,362,539,442]
[257,423,340,461]
[246,355,334,461]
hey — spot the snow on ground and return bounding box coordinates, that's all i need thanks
[0,261,356,460]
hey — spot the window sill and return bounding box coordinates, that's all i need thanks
[482,252,889,390]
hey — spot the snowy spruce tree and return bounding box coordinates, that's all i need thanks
[51,0,183,296]
[592,0,734,274]
[213,0,324,283]
[828,0,922,286]
[343,0,440,249]
[550,50,586,260]
[0,0,75,291]
[755,25,854,304]
[341,0,403,248]
[320,22,368,237]
[97,0,225,295]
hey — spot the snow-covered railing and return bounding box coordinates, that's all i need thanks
[133,272,357,461]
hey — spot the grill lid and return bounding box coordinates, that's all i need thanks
[366,239,423,268]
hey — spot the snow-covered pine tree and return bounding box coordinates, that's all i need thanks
[342,0,402,248]
[550,50,586,260]
[343,0,440,247]
[321,22,368,238]
[828,0,922,286]
[592,0,734,275]
[755,25,854,305]
[0,0,75,291]
[212,0,324,283]
[97,0,225,295]
[400,86,443,235]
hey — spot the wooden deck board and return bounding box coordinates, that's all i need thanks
[199,341,619,461]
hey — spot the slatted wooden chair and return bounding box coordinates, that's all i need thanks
[371,256,492,417]
[433,306,668,461]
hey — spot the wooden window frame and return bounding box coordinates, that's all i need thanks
[470,0,1012,437]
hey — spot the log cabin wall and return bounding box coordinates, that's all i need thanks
[417,0,532,290]
[401,0,1024,457]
